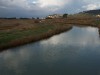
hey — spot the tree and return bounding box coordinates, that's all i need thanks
[37,17,39,19]
[63,13,68,18]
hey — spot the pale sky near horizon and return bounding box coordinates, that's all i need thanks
[0,0,100,17]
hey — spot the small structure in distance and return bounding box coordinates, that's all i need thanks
[46,14,63,19]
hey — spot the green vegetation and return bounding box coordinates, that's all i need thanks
[0,19,72,50]
[95,20,100,25]
[0,13,100,50]
[0,25,52,44]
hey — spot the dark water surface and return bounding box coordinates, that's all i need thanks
[1,26,100,75]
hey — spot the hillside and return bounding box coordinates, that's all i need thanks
[80,9,100,15]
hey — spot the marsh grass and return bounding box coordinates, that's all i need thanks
[0,15,98,50]
[0,19,72,50]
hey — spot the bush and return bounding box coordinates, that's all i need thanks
[63,14,68,18]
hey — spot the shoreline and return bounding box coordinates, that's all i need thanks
[0,18,99,51]
[0,20,72,50]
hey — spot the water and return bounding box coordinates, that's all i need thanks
[0,26,100,75]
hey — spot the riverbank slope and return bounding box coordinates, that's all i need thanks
[0,16,100,50]
[0,19,72,50]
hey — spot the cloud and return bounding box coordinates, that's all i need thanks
[0,0,71,11]
[32,0,72,12]
[0,0,100,17]
[82,4,100,10]
[40,26,100,47]
[38,0,70,8]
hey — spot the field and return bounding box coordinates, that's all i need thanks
[0,14,100,50]
[0,19,72,50]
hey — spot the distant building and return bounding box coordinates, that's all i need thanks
[46,14,63,19]
[96,15,100,21]
[96,15,100,18]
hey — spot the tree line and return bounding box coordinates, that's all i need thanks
[0,13,68,19]
[0,17,36,19]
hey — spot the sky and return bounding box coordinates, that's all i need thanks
[0,0,100,17]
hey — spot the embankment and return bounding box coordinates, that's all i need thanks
[0,19,72,50]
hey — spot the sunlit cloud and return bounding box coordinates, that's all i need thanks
[40,27,100,47]
[38,0,70,8]
[82,4,100,10]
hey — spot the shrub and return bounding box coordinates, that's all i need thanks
[63,14,68,18]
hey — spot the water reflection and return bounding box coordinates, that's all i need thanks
[41,26,100,47]
[0,26,100,75]
[98,28,100,38]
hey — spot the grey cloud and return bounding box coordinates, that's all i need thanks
[0,0,100,17]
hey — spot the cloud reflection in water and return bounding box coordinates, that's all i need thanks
[0,26,100,75]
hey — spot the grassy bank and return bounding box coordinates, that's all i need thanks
[0,19,72,50]
[66,14,97,26]
[67,14,100,29]
[0,15,100,50]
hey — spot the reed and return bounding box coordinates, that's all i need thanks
[0,19,72,50]
[0,16,99,50]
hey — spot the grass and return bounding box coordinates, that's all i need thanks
[66,14,97,26]
[95,19,100,25]
[0,19,72,50]
[0,14,100,50]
